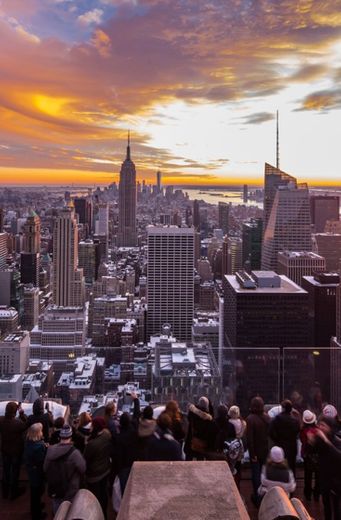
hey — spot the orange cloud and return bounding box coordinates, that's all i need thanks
[0,0,341,183]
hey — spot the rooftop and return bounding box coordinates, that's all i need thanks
[226,272,307,294]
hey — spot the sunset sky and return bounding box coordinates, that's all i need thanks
[0,0,341,186]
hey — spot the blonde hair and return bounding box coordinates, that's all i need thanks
[27,422,43,442]
[78,412,92,428]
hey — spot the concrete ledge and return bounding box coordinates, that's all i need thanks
[117,461,250,520]
[54,489,104,520]
[258,487,299,520]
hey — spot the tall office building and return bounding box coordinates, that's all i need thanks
[218,202,229,235]
[156,170,162,193]
[0,232,7,269]
[243,185,248,203]
[96,203,109,236]
[223,270,310,410]
[193,199,200,231]
[313,233,341,272]
[147,226,194,340]
[303,272,339,401]
[227,237,243,275]
[74,197,93,232]
[331,283,341,412]
[262,183,312,271]
[22,285,40,330]
[117,135,137,247]
[242,218,263,270]
[278,251,326,286]
[21,211,41,286]
[52,207,84,307]
[0,208,3,233]
[79,239,97,284]
[310,195,339,233]
[263,163,296,232]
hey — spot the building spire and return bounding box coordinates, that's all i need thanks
[276,110,280,169]
[126,130,131,160]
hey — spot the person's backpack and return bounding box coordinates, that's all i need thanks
[223,439,243,474]
[46,447,75,498]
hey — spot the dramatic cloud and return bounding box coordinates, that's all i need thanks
[0,0,341,183]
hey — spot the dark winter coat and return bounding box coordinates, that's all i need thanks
[24,439,46,487]
[43,443,86,501]
[137,418,156,461]
[185,404,217,455]
[269,412,300,464]
[214,417,236,452]
[316,435,341,495]
[146,428,183,461]
[246,412,270,463]
[27,399,52,443]
[0,414,27,456]
[84,430,112,483]
[169,415,188,443]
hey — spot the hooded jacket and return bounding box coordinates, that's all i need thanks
[43,443,86,500]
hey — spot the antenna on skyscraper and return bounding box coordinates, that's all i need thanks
[127,129,131,160]
[276,110,280,169]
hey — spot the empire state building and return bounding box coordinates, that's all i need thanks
[117,133,137,247]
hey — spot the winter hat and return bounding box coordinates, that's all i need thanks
[198,396,209,412]
[92,417,106,433]
[270,446,285,464]
[303,410,316,425]
[60,424,73,439]
[228,405,240,419]
[322,404,338,419]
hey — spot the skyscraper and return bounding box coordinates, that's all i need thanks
[277,251,326,286]
[263,163,296,232]
[193,199,200,231]
[117,134,137,247]
[223,270,310,409]
[0,232,7,269]
[242,218,263,270]
[96,203,109,236]
[310,195,339,233]
[156,170,162,193]
[262,183,312,271]
[53,207,84,306]
[21,211,41,286]
[147,226,194,340]
[218,202,229,235]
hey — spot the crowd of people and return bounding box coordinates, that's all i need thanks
[0,395,340,520]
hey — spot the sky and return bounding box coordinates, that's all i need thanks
[0,0,341,186]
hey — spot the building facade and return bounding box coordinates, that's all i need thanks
[147,226,194,340]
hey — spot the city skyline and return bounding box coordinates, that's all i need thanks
[0,1,341,186]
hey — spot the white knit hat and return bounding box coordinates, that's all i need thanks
[303,410,316,425]
[270,446,285,464]
[323,404,338,419]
